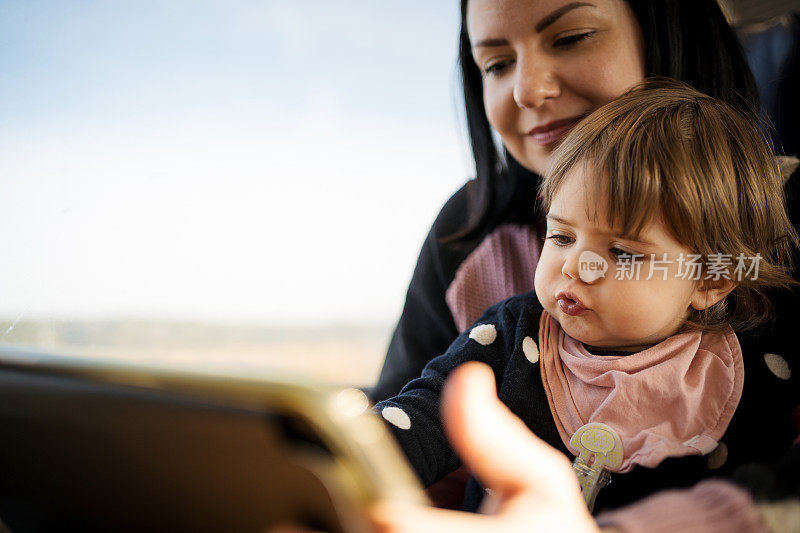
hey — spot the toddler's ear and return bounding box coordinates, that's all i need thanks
[690,278,736,311]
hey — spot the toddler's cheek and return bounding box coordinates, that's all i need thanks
[534,268,549,308]
[533,269,553,315]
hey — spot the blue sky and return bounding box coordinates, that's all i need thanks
[0,1,470,325]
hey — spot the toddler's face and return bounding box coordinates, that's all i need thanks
[534,168,709,351]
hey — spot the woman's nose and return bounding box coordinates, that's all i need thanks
[513,56,560,109]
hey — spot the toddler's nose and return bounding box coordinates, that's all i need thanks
[561,249,581,280]
[564,250,608,284]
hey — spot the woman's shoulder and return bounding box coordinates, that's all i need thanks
[429,168,541,242]
[428,181,473,240]
[418,180,515,282]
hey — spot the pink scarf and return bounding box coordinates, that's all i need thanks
[538,312,744,472]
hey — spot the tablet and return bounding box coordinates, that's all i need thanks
[0,346,427,533]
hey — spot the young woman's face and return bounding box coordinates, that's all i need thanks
[467,0,646,175]
[533,168,716,351]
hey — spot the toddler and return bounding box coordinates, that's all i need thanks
[374,79,799,514]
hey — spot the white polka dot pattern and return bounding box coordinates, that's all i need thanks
[381,406,411,430]
[707,442,728,470]
[522,336,539,363]
[764,353,791,380]
[469,324,497,346]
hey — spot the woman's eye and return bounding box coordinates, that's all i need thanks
[553,31,596,48]
[483,59,514,77]
[546,234,573,246]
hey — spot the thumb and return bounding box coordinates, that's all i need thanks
[440,362,580,499]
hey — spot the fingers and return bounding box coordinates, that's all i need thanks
[370,362,599,533]
[440,362,579,498]
[368,501,499,533]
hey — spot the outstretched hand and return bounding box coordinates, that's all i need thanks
[369,361,602,533]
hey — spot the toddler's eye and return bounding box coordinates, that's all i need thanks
[611,248,647,262]
[546,234,573,246]
[554,31,596,48]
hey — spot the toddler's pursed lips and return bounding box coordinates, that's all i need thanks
[557,294,589,317]
[555,290,588,309]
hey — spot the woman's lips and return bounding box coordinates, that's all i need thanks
[528,115,586,146]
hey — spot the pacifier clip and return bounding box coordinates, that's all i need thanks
[570,422,624,512]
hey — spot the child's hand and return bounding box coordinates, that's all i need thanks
[369,361,602,533]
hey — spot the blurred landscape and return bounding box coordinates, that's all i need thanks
[0,3,461,394]
[0,318,390,388]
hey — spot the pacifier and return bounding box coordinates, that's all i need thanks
[570,422,624,511]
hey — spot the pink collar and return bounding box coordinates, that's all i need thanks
[538,312,744,472]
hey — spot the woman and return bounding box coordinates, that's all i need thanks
[372,0,765,403]
[370,0,800,529]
